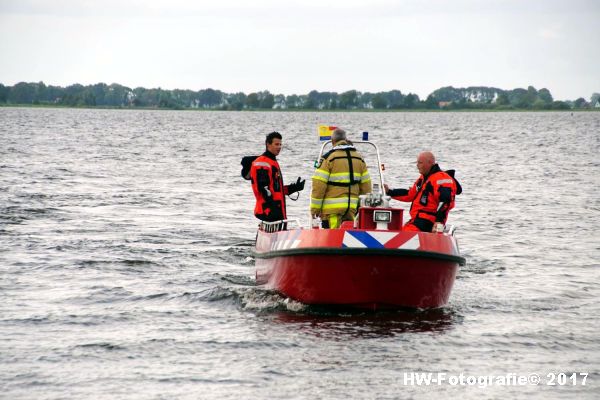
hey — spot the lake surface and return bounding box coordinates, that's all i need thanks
[1,108,599,399]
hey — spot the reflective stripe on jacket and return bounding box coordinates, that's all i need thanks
[310,141,371,217]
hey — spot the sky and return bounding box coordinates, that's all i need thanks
[0,0,598,100]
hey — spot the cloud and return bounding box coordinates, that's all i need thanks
[1,0,598,99]
[537,25,562,39]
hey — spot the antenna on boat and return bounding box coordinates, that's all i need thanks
[356,131,386,194]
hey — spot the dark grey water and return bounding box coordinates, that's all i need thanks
[1,108,599,399]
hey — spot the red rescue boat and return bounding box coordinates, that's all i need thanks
[253,136,466,310]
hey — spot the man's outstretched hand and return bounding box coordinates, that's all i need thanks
[288,177,305,194]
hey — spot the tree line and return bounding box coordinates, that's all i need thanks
[0,81,598,111]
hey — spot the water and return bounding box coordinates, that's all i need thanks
[1,108,599,399]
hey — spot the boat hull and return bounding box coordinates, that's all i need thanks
[254,229,465,309]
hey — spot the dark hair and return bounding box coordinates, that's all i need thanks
[266,131,282,145]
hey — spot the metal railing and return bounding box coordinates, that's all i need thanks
[443,224,456,236]
[309,139,387,226]
[315,139,386,192]
[258,219,302,233]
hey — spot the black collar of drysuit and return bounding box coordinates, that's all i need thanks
[423,163,442,180]
[262,150,277,161]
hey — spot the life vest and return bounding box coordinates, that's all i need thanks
[249,152,288,221]
[391,165,460,225]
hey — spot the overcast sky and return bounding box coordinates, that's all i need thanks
[1,0,598,100]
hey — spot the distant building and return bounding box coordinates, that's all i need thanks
[126,91,135,106]
[273,96,287,109]
[438,101,452,108]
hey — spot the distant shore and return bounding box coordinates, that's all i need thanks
[3,82,598,111]
[1,103,599,112]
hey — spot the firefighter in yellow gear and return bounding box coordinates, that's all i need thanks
[310,129,372,228]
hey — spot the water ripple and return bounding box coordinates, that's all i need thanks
[1,108,599,400]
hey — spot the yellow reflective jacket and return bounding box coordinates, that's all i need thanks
[311,141,372,217]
